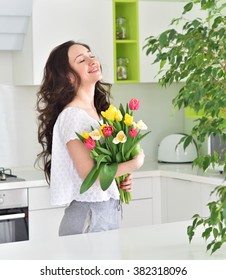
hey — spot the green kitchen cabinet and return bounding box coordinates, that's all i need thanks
[113,0,140,83]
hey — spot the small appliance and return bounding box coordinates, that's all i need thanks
[158,133,198,163]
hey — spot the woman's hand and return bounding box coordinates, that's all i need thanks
[132,149,145,169]
[116,149,145,178]
[119,173,133,192]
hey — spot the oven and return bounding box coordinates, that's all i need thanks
[0,188,29,244]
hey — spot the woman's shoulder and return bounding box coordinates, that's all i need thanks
[60,107,83,118]
[56,107,85,127]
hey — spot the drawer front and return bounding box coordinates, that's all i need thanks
[132,177,153,200]
[121,199,153,228]
[29,186,53,210]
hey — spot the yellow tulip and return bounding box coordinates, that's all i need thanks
[99,124,107,137]
[101,105,117,121]
[81,132,90,139]
[115,109,123,121]
[113,131,127,144]
[124,113,133,126]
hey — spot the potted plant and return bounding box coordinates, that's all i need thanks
[143,0,226,254]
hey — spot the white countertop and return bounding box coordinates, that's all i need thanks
[0,220,225,260]
[0,161,225,190]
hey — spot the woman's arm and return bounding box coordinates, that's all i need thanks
[67,138,145,180]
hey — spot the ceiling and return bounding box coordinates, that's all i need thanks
[0,0,32,50]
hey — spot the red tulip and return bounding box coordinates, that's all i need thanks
[129,98,140,110]
[102,126,114,137]
[129,128,138,137]
[84,137,96,150]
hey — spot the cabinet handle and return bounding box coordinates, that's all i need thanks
[0,213,25,221]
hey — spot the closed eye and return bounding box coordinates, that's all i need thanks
[79,59,85,63]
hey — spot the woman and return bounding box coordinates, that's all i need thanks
[36,40,145,236]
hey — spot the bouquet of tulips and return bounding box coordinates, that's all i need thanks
[76,98,151,204]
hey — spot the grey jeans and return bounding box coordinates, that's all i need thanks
[59,198,121,236]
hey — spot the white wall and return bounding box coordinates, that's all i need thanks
[0,51,186,168]
[112,83,185,161]
[0,84,40,167]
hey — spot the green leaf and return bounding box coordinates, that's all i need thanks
[187,225,195,242]
[211,241,222,255]
[213,227,219,239]
[116,151,123,163]
[125,131,151,160]
[183,2,193,14]
[114,120,122,131]
[160,59,167,69]
[183,135,193,150]
[96,154,110,169]
[75,132,85,142]
[95,146,112,157]
[202,227,212,240]
[119,103,125,116]
[80,166,100,194]
[159,32,168,47]
[99,163,118,191]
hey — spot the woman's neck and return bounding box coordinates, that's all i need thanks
[72,86,95,110]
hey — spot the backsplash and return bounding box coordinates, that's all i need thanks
[0,84,40,168]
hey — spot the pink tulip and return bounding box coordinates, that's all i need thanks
[102,126,114,137]
[84,137,96,150]
[129,98,140,110]
[129,128,138,137]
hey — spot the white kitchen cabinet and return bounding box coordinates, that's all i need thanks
[29,178,160,238]
[12,0,114,85]
[29,186,65,240]
[161,177,217,223]
[120,176,161,227]
[139,1,207,83]
[161,177,202,223]
[29,207,65,241]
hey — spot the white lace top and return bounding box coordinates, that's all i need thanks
[50,107,119,206]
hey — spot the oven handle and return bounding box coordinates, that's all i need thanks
[0,213,25,221]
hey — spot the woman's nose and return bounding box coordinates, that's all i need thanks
[88,58,96,65]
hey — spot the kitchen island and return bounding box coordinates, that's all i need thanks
[0,161,225,260]
[0,220,225,260]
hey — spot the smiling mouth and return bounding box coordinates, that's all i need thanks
[89,67,100,73]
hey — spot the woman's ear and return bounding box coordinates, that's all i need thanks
[67,73,74,84]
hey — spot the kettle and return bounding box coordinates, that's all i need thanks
[158,133,198,163]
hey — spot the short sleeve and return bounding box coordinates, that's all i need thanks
[57,108,100,144]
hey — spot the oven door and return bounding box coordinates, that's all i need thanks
[0,207,29,244]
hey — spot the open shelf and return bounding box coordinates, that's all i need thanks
[113,0,140,83]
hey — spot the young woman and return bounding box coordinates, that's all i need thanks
[36,40,145,236]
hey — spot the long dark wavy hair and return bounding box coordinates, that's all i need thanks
[36,40,112,183]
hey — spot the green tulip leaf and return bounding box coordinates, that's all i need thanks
[80,166,100,194]
[99,163,118,191]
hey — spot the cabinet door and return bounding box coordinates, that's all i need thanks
[29,186,52,210]
[29,208,65,241]
[120,176,153,228]
[139,1,207,83]
[13,0,114,85]
[120,199,153,228]
[161,177,202,223]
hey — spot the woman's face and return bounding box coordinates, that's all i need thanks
[68,44,102,85]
